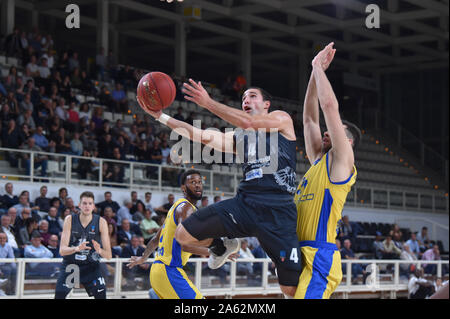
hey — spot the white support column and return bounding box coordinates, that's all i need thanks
[240,22,251,86]
[175,21,187,77]
[97,0,109,53]
[1,0,15,37]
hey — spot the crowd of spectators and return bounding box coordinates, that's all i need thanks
[1,27,191,186]
[0,181,173,294]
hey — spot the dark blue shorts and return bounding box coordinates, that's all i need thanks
[54,263,106,299]
[182,192,301,286]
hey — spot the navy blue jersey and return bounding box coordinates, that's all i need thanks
[63,213,102,266]
[234,129,297,202]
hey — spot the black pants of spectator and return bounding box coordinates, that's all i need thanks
[410,286,435,299]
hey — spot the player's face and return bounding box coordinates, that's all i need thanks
[184,174,203,201]
[242,89,269,116]
[321,125,352,153]
[79,197,95,215]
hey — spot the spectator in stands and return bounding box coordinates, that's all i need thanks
[142,192,156,216]
[406,232,421,257]
[111,83,128,113]
[117,199,134,226]
[392,232,404,251]
[17,109,36,130]
[70,131,83,158]
[340,239,368,284]
[0,183,19,211]
[120,235,149,289]
[78,103,91,126]
[237,238,255,277]
[102,207,116,227]
[68,51,80,72]
[55,98,68,121]
[12,192,39,217]
[221,75,235,98]
[59,76,71,100]
[6,207,17,233]
[129,191,143,214]
[26,55,40,78]
[200,196,209,208]
[34,185,50,213]
[214,196,221,203]
[422,244,440,275]
[338,215,354,242]
[400,243,418,278]
[0,231,16,295]
[372,231,385,259]
[17,216,38,248]
[19,92,34,113]
[1,214,18,252]
[32,126,51,152]
[389,224,403,239]
[20,137,48,177]
[117,218,137,246]
[58,187,68,207]
[57,51,70,78]
[24,231,58,277]
[382,235,402,259]
[96,191,120,216]
[44,206,62,236]
[46,234,60,258]
[417,227,430,252]
[63,197,78,215]
[140,209,159,245]
[49,197,63,218]
[38,57,51,79]
[70,67,82,89]
[38,220,51,246]
[155,194,175,216]
[132,202,146,224]
[408,268,435,299]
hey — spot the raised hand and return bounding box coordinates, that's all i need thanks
[182,79,211,108]
[312,42,336,71]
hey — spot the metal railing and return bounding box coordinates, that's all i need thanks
[0,147,448,213]
[0,258,447,299]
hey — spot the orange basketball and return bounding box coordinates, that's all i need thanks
[137,72,176,112]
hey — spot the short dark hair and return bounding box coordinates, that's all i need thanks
[80,191,95,201]
[201,196,208,201]
[180,169,202,185]
[244,87,272,104]
[104,191,111,196]
[342,120,362,151]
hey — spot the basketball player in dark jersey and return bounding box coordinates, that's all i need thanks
[55,191,112,299]
[137,82,301,297]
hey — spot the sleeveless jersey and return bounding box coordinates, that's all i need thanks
[63,213,102,265]
[295,152,357,243]
[234,129,297,202]
[155,198,197,267]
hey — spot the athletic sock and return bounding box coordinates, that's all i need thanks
[208,238,226,256]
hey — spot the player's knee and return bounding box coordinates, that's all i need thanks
[280,285,296,298]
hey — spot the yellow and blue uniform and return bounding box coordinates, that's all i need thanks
[294,152,357,299]
[150,198,203,299]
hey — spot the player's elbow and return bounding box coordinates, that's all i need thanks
[240,118,254,130]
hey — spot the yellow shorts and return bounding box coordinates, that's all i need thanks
[150,261,203,299]
[295,241,342,299]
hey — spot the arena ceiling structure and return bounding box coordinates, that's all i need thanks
[8,0,449,98]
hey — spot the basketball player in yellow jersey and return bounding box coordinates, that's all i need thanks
[294,42,362,299]
[127,169,221,299]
